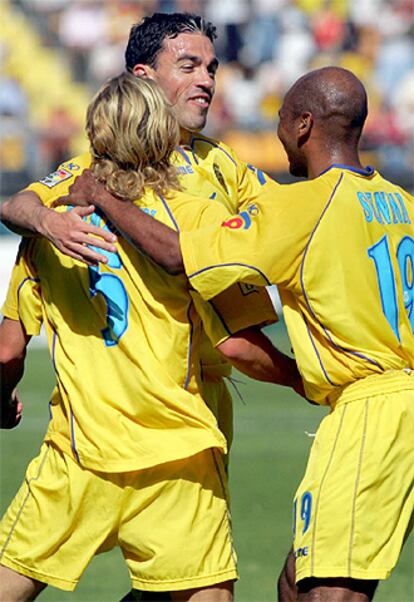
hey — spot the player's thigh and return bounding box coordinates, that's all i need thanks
[293,387,414,583]
[297,577,378,601]
[0,564,46,602]
[170,580,233,601]
[0,442,121,591]
[119,448,238,593]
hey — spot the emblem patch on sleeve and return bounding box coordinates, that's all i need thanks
[38,168,73,188]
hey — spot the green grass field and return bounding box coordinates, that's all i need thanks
[1,325,413,602]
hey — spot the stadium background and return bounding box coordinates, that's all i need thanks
[0,0,413,600]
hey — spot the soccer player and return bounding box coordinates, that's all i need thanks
[73,67,414,602]
[1,10,279,468]
[0,74,303,602]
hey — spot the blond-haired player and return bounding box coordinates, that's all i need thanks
[76,67,414,602]
[1,11,280,475]
[0,73,303,602]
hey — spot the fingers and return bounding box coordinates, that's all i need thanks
[80,222,117,245]
[71,205,96,217]
[56,243,111,266]
[52,195,72,207]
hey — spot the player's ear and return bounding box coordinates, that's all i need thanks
[297,112,313,143]
[132,64,154,78]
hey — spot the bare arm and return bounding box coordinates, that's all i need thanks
[0,318,30,428]
[57,170,184,274]
[1,190,118,266]
[217,327,305,398]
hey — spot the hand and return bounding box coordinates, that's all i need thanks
[1,389,23,429]
[39,205,118,266]
[52,169,104,209]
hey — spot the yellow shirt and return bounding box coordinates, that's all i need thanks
[27,136,277,381]
[4,183,276,471]
[181,165,414,404]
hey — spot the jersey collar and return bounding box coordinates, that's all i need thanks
[320,164,375,177]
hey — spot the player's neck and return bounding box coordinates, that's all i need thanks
[179,128,193,146]
[309,148,364,179]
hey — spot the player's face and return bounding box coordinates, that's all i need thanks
[151,33,218,143]
[277,105,307,178]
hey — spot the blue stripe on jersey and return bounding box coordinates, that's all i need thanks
[320,164,375,177]
[17,276,40,299]
[304,320,337,386]
[300,173,382,374]
[158,195,180,232]
[208,299,232,335]
[176,146,192,165]
[190,137,237,168]
[188,263,272,286]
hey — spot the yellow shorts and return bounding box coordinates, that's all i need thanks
[0,443,238,592]
[293,371,414,583]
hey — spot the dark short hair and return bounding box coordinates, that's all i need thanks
[125,12,217,71]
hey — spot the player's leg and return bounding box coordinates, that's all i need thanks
[119,590,171,601]
[170,581,233,601]
[0,564,46,601]
[296,576,378,601]
[277,549,297,602]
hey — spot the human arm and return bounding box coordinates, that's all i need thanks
[217,327,305,398]
[56,169,184,273]
[1,190,118,266]
[0,318,30,428]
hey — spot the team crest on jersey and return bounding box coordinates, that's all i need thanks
[61,162,80,172]
[39,168,73,188]
[213,162,229,194]
[221,203,259,230]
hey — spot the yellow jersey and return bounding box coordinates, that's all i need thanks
[4,182,275,471]
[180,165,414,403]
[27,136,277,382]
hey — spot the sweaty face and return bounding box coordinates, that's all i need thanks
[150,33,218,142]
[277,104,307,178]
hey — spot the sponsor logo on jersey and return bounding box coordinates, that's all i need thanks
[176,165,194,175]
[213,162,229,194]
[294,546,309,558]
[39,168,73,188]
[221,203,259,230]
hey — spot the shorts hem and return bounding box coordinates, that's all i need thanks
[0,555,77,591]
[131,568,238,592]
[296,566,391,583]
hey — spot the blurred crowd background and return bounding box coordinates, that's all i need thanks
[0,0,413,205]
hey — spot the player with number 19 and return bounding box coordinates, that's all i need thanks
[105,67,413,602]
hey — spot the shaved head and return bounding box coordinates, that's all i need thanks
[277,67,368,177]
[284,66,368,140]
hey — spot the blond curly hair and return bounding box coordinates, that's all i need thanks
[86,73,180,200]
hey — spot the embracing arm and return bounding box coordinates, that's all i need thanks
[57,169,184,274]
[0,318,31,428]
[217,327,305,398]
[1,190,118,266]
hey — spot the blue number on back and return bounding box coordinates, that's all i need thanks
[368,234,414,339]
[86,211,129,346]
[397,236,414,332]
